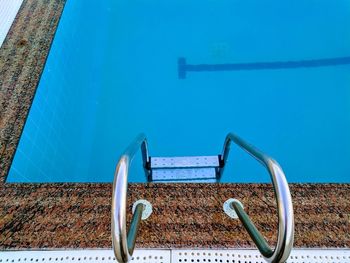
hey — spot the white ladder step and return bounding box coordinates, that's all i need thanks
[150,156,220,169]
[151,167,217,182]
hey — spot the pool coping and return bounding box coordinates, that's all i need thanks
[0,0,349,250]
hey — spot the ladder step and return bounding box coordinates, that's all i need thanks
[150,156,220,169]
[151,167,217,181]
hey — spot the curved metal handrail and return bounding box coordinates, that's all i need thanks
[220,133,294,263]
[111,134,150,263]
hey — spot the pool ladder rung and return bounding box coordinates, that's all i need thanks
[149,155,220,182]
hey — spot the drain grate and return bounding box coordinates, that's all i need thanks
[173,249,350,263]
[0,250,169,263]
[1,249,349,263]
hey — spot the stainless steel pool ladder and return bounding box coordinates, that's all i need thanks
[111,133,294,263]
[111,134,149,263]
[221,133,294,263]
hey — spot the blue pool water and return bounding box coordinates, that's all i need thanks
[7,0,350,183]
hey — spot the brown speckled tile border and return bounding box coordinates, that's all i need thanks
[0,0,349,250]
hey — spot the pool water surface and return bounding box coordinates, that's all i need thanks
[7,0,350,183]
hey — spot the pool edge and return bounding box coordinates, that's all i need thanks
[0,0,349,250]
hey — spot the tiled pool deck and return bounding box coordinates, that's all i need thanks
[0,0,349,250]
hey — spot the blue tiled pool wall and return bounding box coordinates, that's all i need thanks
[7,1,109,182]
[7,0,350,183]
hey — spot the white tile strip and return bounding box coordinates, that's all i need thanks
[173,249,350,263]
[0,249,171,263]
[0,0,23,47]
[0,249,349,263]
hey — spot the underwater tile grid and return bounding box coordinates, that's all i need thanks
[7,0,350,184]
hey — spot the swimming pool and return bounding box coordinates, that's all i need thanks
[6,0,350,183]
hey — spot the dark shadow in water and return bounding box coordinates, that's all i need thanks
[178,56,350,79]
